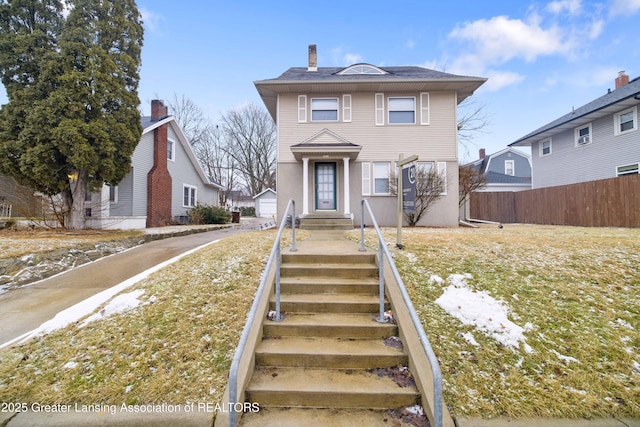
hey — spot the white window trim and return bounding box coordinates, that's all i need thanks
[420,92,430,125]
[310,97,339,122]
[183,184,197,208]
[298,95,307,123]
[373,161,390,195]
[361,162,371,196]
[540,139,552,157]
[616,162,639,177]
[167,138,176,162]
[343,94,352,122]
[387,96,416,125]
[614,106,638,136]
[574,123,592,147]
[505,160,515,176]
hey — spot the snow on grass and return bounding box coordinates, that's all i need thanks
[434,273,530,351]
[79,289,145,327]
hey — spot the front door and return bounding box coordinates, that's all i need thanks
[315,162,336,210]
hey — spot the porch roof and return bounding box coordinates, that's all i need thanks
[290,128,362,161]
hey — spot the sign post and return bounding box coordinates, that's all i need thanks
[396,154,418,249]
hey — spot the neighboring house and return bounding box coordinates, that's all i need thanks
[226,190,254,211]
[253,188,277,218]
[254,45,486,226]
[466,148,532,192]
[510,71,640,189]
[86,100,223,229]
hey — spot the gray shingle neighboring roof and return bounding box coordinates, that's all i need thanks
[260,66,478,82]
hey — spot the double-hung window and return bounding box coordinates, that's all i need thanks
[183,185,197,208]
[311,98,338,121]
[540,139,552,157]
[388,97,416,124]
[575,124,592,146]
[505,160,515,176]
[615,106,637,135]
[373,162,390,195]
[168,139,175,161]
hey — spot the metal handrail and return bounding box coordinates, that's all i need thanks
[360,199,443,427]
[228,199,296,426]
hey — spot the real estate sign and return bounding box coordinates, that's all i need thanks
[402,164,416,214]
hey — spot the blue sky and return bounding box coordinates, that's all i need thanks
[3,0,640,162]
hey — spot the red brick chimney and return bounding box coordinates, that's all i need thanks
[479,148,486,159]
[147,100,172,227]
[615,71,629,89]
[308,44,317,72]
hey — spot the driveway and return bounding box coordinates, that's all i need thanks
[0,219,261,347]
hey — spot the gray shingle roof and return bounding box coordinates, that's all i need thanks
[261,66,478,82]
[511,76,640,146]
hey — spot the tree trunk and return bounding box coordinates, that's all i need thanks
[65,170,88,230]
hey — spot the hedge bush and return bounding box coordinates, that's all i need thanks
[187,204,231,224]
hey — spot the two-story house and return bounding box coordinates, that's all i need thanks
[466,148,532,192]
[510,71,640,188]
[254,45,486,227]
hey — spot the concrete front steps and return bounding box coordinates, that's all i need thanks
[299,213,353,231]
[239,248,423,426]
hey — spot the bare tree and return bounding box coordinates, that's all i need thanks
[167,93,211,148]
[195,125,237,206]
[457,97,492,156]
[220,103,276,196]
[458,164,487,207]
[390,163,447,226]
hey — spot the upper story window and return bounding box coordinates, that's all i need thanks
[505,160,515,176]
[540,139,552,157]
[575,123,592,146]
[388,97,416,124]
[615,106,637,136]
[338,64,387,75]
[168,139,175,161]
[311,98,339,121]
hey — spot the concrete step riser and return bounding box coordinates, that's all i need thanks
[281,283,379,295]
[270,301,389,314]
[245,390,418,409]
[282,254,376,264]
[255,353,408,369]
[300,225,354,231]
[263,323,396,339]
[281,266,378,278]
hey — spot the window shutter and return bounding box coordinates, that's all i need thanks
[437,162,447,195]
[298,95,307,123]
[420,92,430,125]
[343,94,352,122]
[375,93,384,126]
[362,162,371,196]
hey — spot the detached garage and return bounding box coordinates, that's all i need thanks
[253,188,277,218]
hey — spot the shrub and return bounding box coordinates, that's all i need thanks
[239,206,255,217]
[187,204,231,225]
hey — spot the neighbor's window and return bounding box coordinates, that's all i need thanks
[575,124,592,146]
[373,162,390,194]
[183,185,197,207]
[388,97,416,124]
[311,98,338,121]
[505,160,515,176]
[615,107,637,135]
[168,139,175,161]
[540,139,552,156]
[616,163,639,177]
[109,185,118,203]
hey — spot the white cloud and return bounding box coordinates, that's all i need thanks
[547,0,582,15]
[482,70,526,92]
[406,39,416,49]
[609,0,640,17]
[588,19,604,40]
[139,6,161,33]
[329,46,362,66]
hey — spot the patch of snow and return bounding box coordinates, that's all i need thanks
[435,274,529,350]
[404,405,424,416]
[428,275,444,285]
[461,332,480,347]
[551,349,580,363]
[63,361,78,370]
[79,290,145,327]
[633,361,640,374]
[615,318,633,329]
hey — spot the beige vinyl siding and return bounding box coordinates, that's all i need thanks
[278,91,458,163]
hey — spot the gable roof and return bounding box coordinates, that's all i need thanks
[141,116,224,190]
[465,147,531,173]
[511,76,640,147]
[255,64,487,121]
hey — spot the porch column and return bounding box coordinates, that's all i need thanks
[343,157,350,215]
[302,157,309,215]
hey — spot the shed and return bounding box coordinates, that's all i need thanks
[253,188,277,218]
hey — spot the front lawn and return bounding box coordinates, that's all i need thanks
[0,225,637,420]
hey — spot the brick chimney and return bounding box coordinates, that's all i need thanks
[308,44,317,72]
[479,148,486,159]
[615,71,629,89]
[147,100,172,227]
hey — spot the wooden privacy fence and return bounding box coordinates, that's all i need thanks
[469,174,640,228]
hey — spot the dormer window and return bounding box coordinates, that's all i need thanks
[338,64,387,75]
